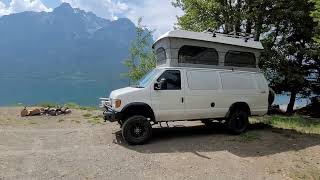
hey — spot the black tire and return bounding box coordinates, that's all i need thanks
[122,115,152,145]
[227,110,249,135]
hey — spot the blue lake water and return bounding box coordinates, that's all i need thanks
[0,77,126,106]
[0,77,310,107]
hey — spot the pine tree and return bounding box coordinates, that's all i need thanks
[123,18,156,84]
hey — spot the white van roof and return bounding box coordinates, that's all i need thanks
[154,30,264,50]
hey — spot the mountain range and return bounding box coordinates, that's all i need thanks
[0,3,137,105]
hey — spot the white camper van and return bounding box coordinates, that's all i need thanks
[100,30,271,145]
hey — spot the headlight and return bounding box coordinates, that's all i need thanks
[112,99,122,108]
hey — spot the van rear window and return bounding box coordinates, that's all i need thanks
[178,45,219,65]
[225,51,256,67]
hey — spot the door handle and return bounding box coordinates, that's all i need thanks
[260,91,267,94]
[181,97,184,103]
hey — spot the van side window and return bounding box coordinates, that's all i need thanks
[178,45,219,65]
[156,47,166,64]
[225,51,256,67]
[157,70,181,90]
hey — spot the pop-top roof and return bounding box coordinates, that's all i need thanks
[153,30,264,50]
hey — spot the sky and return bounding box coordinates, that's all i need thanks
[0,0,183,38]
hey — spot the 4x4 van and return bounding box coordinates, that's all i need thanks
[100,30,271,145]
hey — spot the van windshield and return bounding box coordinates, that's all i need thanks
[135,69,160,88]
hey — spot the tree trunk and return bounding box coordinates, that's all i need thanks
[235,0,242,34]
[246,20,252,34]
[254,14,262,41]
[245,0,252,34]
[254,2,264,41]
[286,90,297,115]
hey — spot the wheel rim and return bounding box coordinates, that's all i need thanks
[130,123,146,138]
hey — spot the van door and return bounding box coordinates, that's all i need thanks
[184,69,225,120]
[151,69,185,121]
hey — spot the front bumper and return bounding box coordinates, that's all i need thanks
[100,98,122,122]
[103,109,122,122]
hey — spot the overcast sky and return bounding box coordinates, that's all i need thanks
[0,0,183,38]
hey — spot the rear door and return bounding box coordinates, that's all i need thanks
[151,69,185,121]
[253,73,269,115]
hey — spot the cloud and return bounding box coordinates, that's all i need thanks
[125,0,183,38]
[1,0,183,38]
[60,0,129,20]
[0,1,11,16]
[0,0,52,16]
[59,0,183,38]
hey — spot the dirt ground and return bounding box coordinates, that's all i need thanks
[0,107,319,180]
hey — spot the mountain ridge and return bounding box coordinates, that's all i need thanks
[0,3,137,105]
[0,3,136,77]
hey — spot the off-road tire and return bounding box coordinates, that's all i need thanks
[227,110,249,135]
[122,115,152,145]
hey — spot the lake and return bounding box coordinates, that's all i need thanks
[0,77,126,106]
[0,77,310,107]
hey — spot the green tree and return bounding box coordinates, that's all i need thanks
[123,18,156,84]
[260,0,320,114]
[172,0,272,38]
[173,0,319,114]
[172,0,242,33]
[311,0,320,44]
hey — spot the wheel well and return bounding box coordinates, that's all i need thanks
[226,102,251,118]
[121,103,155,122]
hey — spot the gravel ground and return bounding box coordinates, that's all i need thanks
[0,107,319,180]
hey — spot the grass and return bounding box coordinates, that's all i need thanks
[64,102,97,111]
[253,115,320,135]
[83,113,92,118]
[35,102,97,111]
[83,112,105,126]
[239,132,261,142]
[229,131,261,143]
[87,117,103,125]
[37,102,59,108]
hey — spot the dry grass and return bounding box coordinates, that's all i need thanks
[252,115,320,135]
[228,131,261,143]
[83,113,92,118]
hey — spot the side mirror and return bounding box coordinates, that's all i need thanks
[154,78,167,90]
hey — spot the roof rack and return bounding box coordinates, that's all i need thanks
[154,30,264,50]
[203,29,255,42]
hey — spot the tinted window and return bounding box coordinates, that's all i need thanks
[157,70,181,90]
[156,48,166,64]
[225,51,256,67]
[178,45,219,65]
